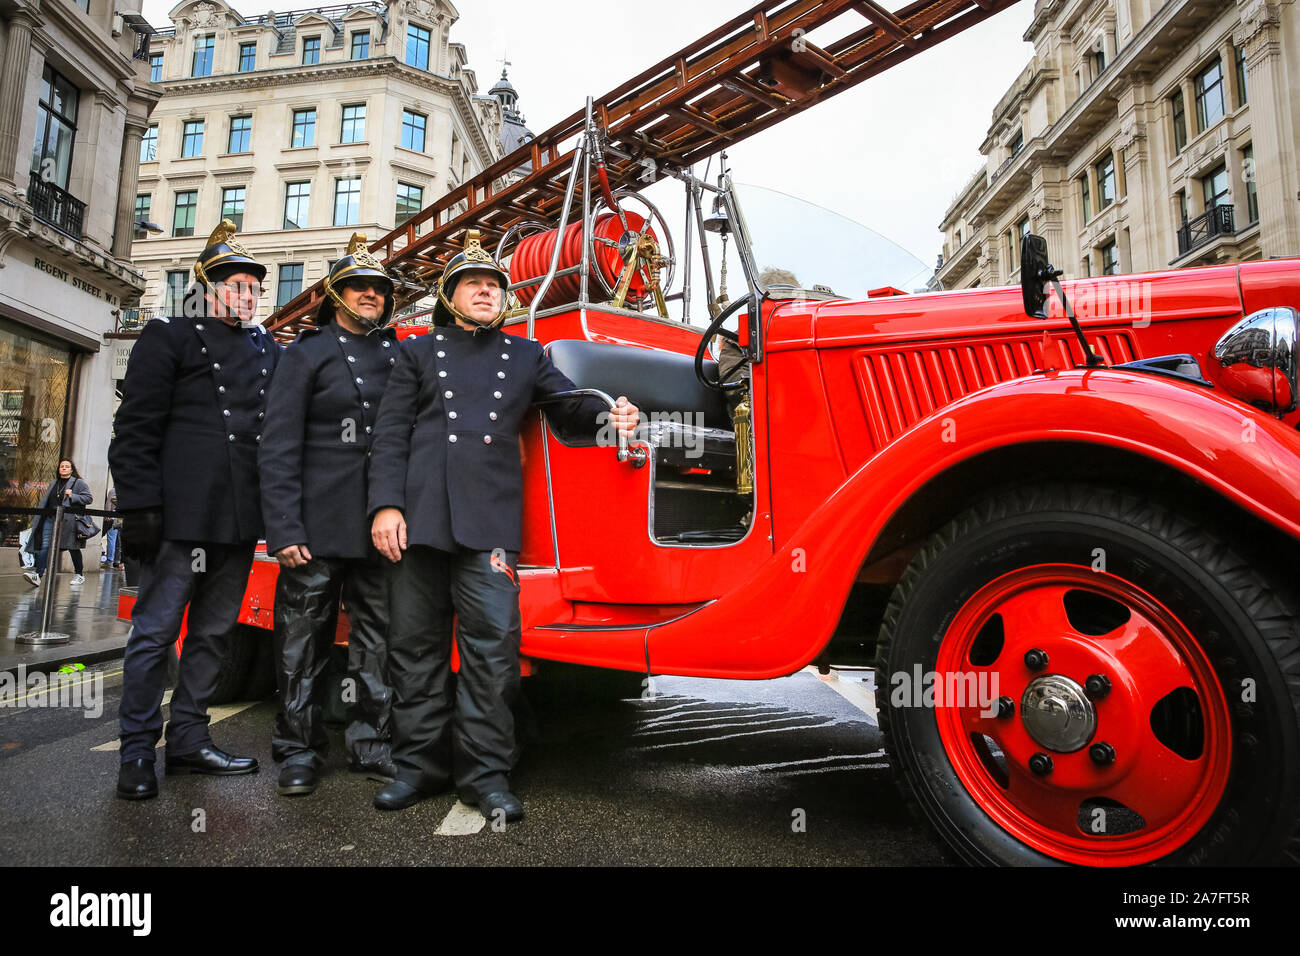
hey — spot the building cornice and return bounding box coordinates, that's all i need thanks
[153,55,461,100]
[273,160,323,174]
[1236,0,1286,44]
[388,155,437,179]
[940,169,989,226]
[163,172,207,188]
[32,0,140,89]
[2,2,46,31]
[462,98,502,165]
[212,164,257,179]
[324,155,372,171]
[0,200,147,296]
[228,22,281,36]
[1024,0,1062,41]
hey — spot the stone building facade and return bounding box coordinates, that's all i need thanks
[0,0,159,542]
[935,0,1296,290]
[130,0,507,323]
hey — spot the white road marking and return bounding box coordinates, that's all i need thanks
[435,801,486,836]
[634,716,850,750]
[746,751,886,772]
[817,668,878,721]
[631,699,717,716]
[631,712,826,738]
[0,668,122,705]
[91,692,259,751]
[636,703,777,726]
[769,762,889,776]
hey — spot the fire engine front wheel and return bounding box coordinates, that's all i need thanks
[208,625,272,705]
[875,484,1300,866]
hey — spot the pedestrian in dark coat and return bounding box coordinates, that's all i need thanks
[23,458,93,587]
[260,234,400,797]
[108,220,280,801]
[367,231,640,823]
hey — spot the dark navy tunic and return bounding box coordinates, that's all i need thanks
[109,315,280,544]
[367,324,605,553]
[259,320,400,558]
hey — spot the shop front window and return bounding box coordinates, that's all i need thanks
[0,319,73,547]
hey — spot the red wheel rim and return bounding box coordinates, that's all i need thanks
[933,564,1232,866]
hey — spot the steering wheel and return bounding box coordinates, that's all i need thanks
[588,190,676,310]
[694,293,753,391]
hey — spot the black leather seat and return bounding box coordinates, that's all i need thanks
[546,339,731,432]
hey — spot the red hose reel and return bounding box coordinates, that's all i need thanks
[509,211,654,307]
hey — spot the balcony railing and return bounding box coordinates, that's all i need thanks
[252,3,387,27]
[118,308,169,332]
[28,178,86,241]
[1177,203,1235,256]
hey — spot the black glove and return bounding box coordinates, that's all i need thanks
[121,508,164,564]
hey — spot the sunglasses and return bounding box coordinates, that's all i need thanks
[343,278,390,295]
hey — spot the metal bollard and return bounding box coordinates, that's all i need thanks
[17,504,71,646]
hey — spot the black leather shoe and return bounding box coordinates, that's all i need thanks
[165,745,259,776]
[373,780,426,811]
[277,764,318,796]
[478,790,525,823]
[116,759,158,800]
[349,759,398,784]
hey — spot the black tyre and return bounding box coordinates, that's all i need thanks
[238,626,276,701]
[526,661,647,703]
[875,484,1300,865]
[208,624,257,705]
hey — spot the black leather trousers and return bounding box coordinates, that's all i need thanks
[387,545,522,801]
[271,555,392,770]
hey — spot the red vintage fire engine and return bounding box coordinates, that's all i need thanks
[124,0,1300,866]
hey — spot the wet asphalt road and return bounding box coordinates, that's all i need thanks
[0,662,949,866]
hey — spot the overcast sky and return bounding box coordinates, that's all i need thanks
[141,0,1036,266]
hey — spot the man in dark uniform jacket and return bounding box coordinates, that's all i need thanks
[368,231,639,822]
[260,234,400,797]
[109,220,280,800]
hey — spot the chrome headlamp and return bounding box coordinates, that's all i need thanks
[1212,308,1298,416]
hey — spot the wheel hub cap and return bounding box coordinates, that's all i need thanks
[1020,674,1095,752]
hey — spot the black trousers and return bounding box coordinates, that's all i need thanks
[120,540,254,761]
[271,555,392,769]
[388,545,521,801]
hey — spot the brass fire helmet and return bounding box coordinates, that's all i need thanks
[320,233,396,328]
[193,218,267,288]
[432,229,511,329]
